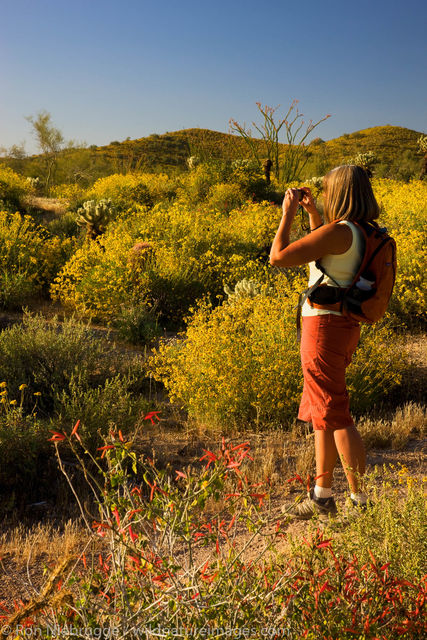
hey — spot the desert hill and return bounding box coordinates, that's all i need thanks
[4,124,424,184]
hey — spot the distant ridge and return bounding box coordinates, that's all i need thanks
[90,124,423,175]
[317,125,423,167]
[6,125,424,182]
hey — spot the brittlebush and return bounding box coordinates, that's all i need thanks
[51,177,425,329]
[0,211,74,308]
[149,278,409,430]
[373,178,427,327]
[86,172,177,208]
[0,165,32,209]
[50,201,280,323]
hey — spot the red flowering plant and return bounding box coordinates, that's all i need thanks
[5,415,425,639]
[28,416,289,636]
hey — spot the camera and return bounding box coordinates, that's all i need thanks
[297,188,305,202]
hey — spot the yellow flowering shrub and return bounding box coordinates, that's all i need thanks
[0,212,74,308]
[205,182,247,214]
[51,224,140,320]
[149,278,409,430]
[373,179,427,326]
[50,176,426,331]
[86,172,177,208]
[149,279,303,428]
[50,200,282,324]
[0,165,33,209]
[50,183,86,204]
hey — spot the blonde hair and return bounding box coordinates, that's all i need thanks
[323,165,380,223]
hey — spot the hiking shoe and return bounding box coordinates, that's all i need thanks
[287,489,337,520]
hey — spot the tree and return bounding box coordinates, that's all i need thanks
[0,142,27,173]
[26,110,65,194]
[230,101,331,184]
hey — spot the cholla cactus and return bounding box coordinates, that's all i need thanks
[306,176,324,196]
[224,278,270,303]
[26,176,40,191]
[186,156,200,170]
[76,199,115,239]
[417,135,427,153]
[231,158,260,172]
[349,151,377,177]
[418,136,427,178]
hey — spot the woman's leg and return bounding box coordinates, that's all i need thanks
[314,430,338,488]
[333,425,366,493]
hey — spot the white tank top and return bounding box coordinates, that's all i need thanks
[302,220,364,317]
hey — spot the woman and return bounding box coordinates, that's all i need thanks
[270,165,379,519]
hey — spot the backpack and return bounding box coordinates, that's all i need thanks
[297,220,397,336]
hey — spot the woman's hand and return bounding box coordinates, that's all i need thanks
[282,188,300,219]
[299,187,318,216]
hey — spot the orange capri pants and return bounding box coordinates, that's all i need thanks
[298,314,361,431]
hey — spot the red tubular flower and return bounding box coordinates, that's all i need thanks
[199,449,218,468]
[317,539,333,549]
[146,480,157,501]
[97,444,115,458]
[111,507,120,527]
[71,419,81,442]
[319,580,331,594]
[144,411,161,425]
[48,431,66,442]
[317,567,329,578]
[250,493,267,507]
[225,493,240,501]
[128,525,138,542]
[231,442,250,451]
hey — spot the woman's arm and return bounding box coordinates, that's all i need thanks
[269,189,352,268]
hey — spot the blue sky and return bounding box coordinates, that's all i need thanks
[1,0,426,153]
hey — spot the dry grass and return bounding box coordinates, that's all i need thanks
[0,519,86,569]
[358,401,426,450]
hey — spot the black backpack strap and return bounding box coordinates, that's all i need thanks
[314,259,341,288]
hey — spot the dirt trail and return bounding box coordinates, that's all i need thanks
[25,195,68,216]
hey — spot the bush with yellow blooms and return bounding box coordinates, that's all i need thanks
[372,178,426,327]
[0,165,33,210]
[0,211,74,308]
[149,277,410,430]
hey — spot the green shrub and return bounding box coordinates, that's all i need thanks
[54,371,151,447]
[46,210,81,239]
[0,312,126,414]
[348,319,411,414]
[0,400,47,491]
[113,302,162,344]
